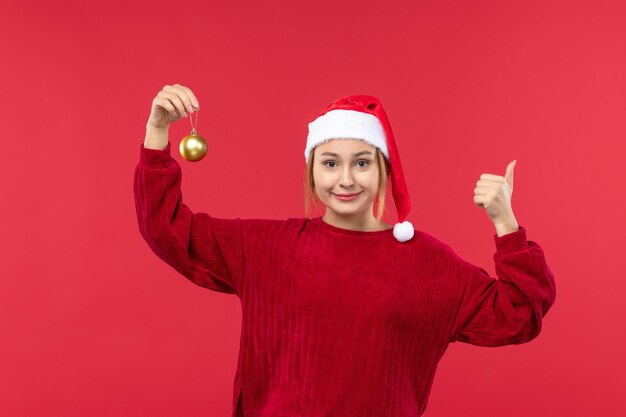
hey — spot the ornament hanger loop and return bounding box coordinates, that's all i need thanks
[189,109,198,134]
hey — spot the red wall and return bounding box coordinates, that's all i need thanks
[1,0,624,416]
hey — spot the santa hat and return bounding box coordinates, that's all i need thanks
[305,94,414,243]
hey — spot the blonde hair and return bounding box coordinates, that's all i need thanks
[304,145,390,221]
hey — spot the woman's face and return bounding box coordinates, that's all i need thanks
[312,139,380,217]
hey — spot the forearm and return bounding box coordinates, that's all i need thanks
[494,217,520,237]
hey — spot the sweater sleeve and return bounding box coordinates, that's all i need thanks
[449,225,556,346]
[133,141,242,295]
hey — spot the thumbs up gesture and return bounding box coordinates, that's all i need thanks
[473,160,519,230]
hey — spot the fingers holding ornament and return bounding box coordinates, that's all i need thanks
[154,84,206,162]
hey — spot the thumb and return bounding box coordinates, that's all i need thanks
[505,160,516,189]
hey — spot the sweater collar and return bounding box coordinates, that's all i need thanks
[312,216,395,237]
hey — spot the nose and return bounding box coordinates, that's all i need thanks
[339,166,355,188]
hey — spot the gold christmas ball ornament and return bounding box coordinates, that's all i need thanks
[179,128,207,162]
[179,109,207,162]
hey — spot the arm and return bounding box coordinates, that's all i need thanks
[133,140,242,295]
[449,226,557,346]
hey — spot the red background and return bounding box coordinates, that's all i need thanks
[1,0,624,416]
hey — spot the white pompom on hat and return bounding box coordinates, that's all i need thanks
[305,94,414,243]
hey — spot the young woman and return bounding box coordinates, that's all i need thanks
[134,84,556,417]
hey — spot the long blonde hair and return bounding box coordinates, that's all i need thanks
[303,146,390,221]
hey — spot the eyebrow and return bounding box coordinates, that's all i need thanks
[320,151,374,157]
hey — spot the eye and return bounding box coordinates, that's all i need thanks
[323,160,370,168]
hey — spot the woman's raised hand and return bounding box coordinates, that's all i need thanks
[147,84,200,130]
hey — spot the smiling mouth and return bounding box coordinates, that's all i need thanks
[334,192,362,200]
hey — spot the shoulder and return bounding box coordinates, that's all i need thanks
[239,216,307,230]
[411,228,476,272]
[407,228,454,254]
[236,216,311,239]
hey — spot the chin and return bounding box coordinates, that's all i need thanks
[331,207,357,215]
[329,203,366,215]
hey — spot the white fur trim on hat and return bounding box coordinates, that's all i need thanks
[393,220,414,242]
[305,109,389,163]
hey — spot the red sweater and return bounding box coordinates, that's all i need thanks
[133,141,556,417]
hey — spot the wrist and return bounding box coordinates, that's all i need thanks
[144,123,169,150]
[494,219,520,237]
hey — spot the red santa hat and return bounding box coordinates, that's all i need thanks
[305,94,414,243]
